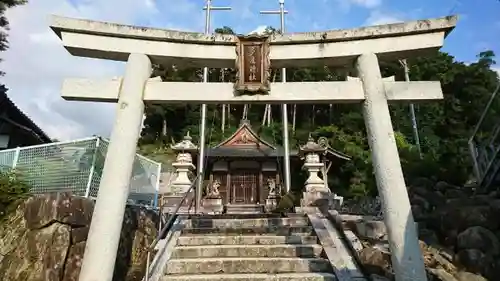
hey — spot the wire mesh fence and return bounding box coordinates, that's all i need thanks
[469,84,500,185]
[0,136,162,207]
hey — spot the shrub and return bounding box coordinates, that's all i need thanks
[0,169,30,219]
[274,191,301,213]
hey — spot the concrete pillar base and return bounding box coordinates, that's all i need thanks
[202,198,223,214]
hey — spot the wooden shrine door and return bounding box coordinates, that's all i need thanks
[230,170,258,204]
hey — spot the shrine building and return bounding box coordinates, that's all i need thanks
[193,119,351,213]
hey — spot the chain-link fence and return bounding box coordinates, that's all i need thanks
[0,136,162,207]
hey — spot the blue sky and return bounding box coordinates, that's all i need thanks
[1,0,499,140]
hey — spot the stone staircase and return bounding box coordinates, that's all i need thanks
[162,214,337,281]
[225,204,264,214]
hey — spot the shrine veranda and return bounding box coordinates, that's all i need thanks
[50,14,457,281]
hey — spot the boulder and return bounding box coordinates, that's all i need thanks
[24,193,94,229]
[354,220,387,241]
[435,181,461,193]
[454,249,490,275]
[63,242,86,281]
[427,268,457,281]
[358,246,393,279]
[456,226,500,256]
[346,179,500,280]
[0,202,27,265]
[0,193,159,281]
[0,221,71,281]
[411,177,435,191]
[428,205,499,240]
[455,272,487,281]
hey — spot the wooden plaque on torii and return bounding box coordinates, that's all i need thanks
[234,35,271,95]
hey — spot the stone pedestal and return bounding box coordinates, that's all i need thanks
[202,197,223,214]
[301,191,334,212]
[170,159,195,194]
[160,191,195,214]
[304,161,325,193]
[332,194,344,210]
[265,193,278,212]
[168,132,198,195]
[299,136,337,212]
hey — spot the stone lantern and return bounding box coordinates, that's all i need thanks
[170,132,197,194]
[299,134,334,211]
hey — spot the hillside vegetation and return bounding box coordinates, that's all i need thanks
[139,27,499,198]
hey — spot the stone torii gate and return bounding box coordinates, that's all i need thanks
[50,15,457,281]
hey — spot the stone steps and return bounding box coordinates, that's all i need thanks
[176,235,318,246]
[185,217,310,228]
[162,272,337,281]
[187,214,288,219]
[181,226,314,235]
[165,257,333,275]
[171,244,324,258]
[163,215,336,281]
[225,204,264,214]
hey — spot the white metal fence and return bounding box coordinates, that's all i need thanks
[0,136,162,207]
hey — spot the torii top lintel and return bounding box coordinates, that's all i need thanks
[50,15,458,68]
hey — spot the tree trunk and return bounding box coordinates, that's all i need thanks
[221,68,226,133]
[329,104,332,123]
[222,105,226,133]
[262,70,278,127]
[262,105,268,126]
[312,105,316,127]
[162,118,167,137]
[243,104,248,120]
[267,105,271,126]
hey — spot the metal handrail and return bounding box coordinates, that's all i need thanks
[144,174,199,281]
[157,172,177,232]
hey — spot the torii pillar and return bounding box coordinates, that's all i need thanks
[78,53,152,281]
[50,15,457,281]
[357,53,426,280]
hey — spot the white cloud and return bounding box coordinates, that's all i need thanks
[366,10,404,25]
[349,0,382,9]
[331,0,382,15]
[0,0,183,141]
[249,25,268,35]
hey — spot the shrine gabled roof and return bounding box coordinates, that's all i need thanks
[214,120,276,150]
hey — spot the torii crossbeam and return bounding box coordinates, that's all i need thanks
[50,14,457,281]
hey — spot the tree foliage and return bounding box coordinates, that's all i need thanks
[0,170,29,219]
[0,0,26,75]
[140,26,500,198]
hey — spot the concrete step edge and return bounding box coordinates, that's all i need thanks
[174,244,322,250]
[186,218,309,222]
[184,221,310,228]
[176,235,319,246]
[162,272,337,280]
[165,257,333,275]
[180,232,317,238]
[168,257,328,262]
[182,226,313,232]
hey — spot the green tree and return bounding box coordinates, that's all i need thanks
[0,0,27,75]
